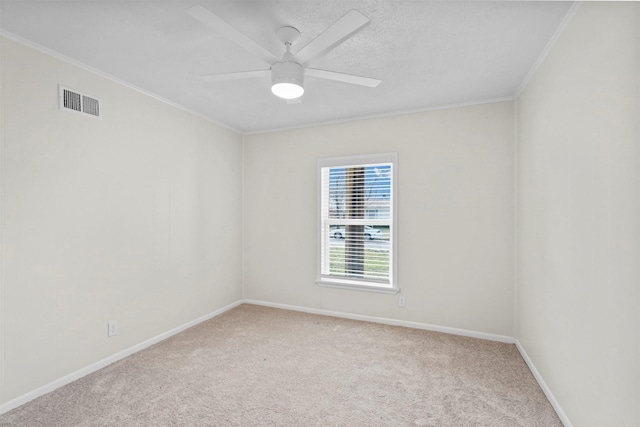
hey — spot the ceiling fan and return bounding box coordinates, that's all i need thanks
[187,5,381,102]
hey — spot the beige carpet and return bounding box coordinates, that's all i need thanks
[0,304,561,426]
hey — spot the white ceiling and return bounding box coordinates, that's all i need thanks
[0,1,573,134]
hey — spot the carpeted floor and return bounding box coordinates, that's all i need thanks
[0,304,562,426]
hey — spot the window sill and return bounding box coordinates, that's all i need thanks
[316,279,400,294]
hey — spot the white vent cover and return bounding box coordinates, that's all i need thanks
[58,85,101,118]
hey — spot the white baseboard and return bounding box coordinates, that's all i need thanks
[0,299,243,415]
[243,299,516,344]
[515,340,573,427]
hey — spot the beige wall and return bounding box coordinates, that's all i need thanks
[244,101,515,336]
[0,36,243,404]
[516,3,640,426]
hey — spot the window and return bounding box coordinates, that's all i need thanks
[317,153,398,293]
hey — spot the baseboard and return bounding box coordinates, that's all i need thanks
[515,340,573,427]
[0,299,243,415]
[243,299,516,344]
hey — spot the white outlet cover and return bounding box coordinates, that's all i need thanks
[108,321,118,337]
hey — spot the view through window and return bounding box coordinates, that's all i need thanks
[318,153,397,291]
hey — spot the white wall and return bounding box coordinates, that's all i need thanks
[0,36,243,405]
[244,101,515,336]
[516,3,640,426]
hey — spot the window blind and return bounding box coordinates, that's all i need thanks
[319,161,393,287]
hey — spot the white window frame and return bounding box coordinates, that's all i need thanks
[316,152,398,294]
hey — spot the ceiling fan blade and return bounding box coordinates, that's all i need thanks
[294,10,370,65]
[306,68,381,88]
[187,5,278,64]
[199,70,270,82]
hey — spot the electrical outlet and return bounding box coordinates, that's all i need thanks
[108,321,118,337]
[398,296,406,308]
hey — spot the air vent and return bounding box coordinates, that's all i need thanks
[81,95,100,117]
[58,85,101,118]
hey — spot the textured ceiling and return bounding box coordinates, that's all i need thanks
[0,1,573,134]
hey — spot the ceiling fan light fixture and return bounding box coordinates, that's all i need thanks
[271,61,304,100]
[271,82,304,100]
[190,7,380,102]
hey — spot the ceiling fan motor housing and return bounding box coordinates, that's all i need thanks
[271,61,305,99]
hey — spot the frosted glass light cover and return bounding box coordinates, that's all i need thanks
[271,82,304,99]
